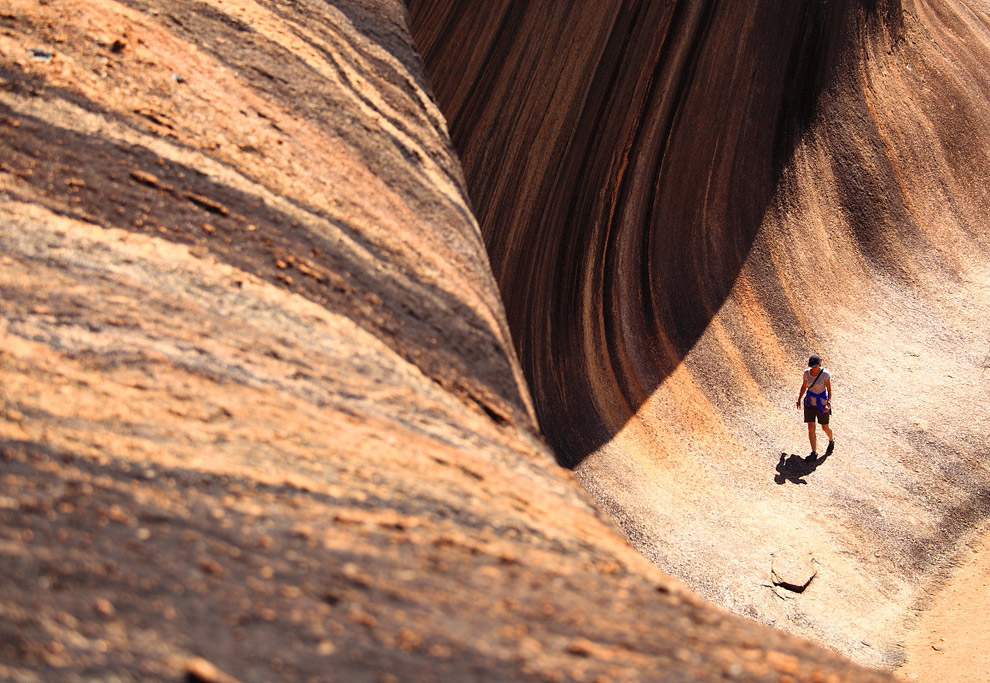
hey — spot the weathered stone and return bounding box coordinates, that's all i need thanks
[413,0,990,670]
[772,550,818,593]
[5,0,988,680]
[185,656,238,683]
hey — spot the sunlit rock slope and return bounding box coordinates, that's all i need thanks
[411,0,990,670]
[0,0,898,681]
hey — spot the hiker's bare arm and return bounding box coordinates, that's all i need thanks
[796,378,808,407]
[825,378,832,398]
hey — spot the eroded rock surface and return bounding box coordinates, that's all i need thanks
[771,550,818,595]
[412,0,990,670]
[0,0,896,681]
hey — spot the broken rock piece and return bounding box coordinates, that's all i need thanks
[771,549,818,593]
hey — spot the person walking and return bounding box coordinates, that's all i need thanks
[795,354,834,459]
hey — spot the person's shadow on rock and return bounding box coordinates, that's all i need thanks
[774,452,830,485]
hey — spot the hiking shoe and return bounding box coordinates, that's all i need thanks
[805,451,818,461]
[824,440,834,457]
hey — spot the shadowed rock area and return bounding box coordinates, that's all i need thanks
[411,0,990,672]
[0,0,898,680]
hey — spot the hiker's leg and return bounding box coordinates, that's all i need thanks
[821,422,834,455]
[822,423,833,442]
[807,421,817,453]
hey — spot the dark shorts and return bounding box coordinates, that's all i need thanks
[804,404,830,424]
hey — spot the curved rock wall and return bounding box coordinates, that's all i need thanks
[412,0,990,669]
[411,0,905,463]
[0,0,898,680]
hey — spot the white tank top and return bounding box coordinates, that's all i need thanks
[804,368,830,406]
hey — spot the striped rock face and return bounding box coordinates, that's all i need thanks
[2,1,894,681]
[412,0,990,671]
[1,0,986,680]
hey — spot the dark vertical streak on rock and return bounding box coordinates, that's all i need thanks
[613,1,719,412]
[412,0,903,465]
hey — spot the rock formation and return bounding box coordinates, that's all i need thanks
[2,0,986,680]
[412,0,990,671]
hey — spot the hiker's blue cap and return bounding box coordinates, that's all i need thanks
[808,354,821,367]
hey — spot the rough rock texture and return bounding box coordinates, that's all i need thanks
[0,1,897,682]
[771,551,817,595]
[411,0,990,671]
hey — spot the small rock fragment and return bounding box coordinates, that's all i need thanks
[771,549,817,593]
[348,609,376,628]
[565,638,594,657]
[766,650,801,675]
[198,558,225,576]
[186,193,230,215]
[397,628,421,652]
[185,656,239,683]
[130,170,160,187]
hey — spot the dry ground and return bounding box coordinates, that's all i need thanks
[897,521,990,682]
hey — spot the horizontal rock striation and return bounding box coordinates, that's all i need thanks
[0,0,896,681]
[413,0,990,669]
